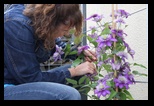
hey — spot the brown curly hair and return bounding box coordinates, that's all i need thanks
[23,4,83,50]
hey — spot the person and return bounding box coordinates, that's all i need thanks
[4,4,97,100]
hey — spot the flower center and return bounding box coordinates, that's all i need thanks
[98,83,104,90]
[119,76,127,83]
[102,34,108,39]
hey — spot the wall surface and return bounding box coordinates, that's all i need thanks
[86,4,148,100]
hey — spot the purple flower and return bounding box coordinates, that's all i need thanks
[128,49,135,59]
[116,51,128,62]
[115,18,125,24]
[96,34,117,48]
[86,71,98,81]
[122,66,131,75]
[126,73,135,84]
[89,26,97,30]
[94,81,111,98]
[53,45,64,62]
[110,9,129,18]
[97,61,104,67]
[114,74,132,89]
[85,14,104,22]
[78,45,90,55]
[123,41,135,59]
[93,14,104,22]
[110,12,118,18]
[98,72,114,82]
[85,14,98,20]
[111,62,121,70]
[88,33,98,39]
[96,46,106,58]
[116,9,130,18]
[111,29,127,38]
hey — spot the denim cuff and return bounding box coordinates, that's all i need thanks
[63,69,71,79]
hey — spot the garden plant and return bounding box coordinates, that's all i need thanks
[52,8,148,100]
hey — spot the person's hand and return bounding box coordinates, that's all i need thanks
[77,46,97,62]
[83,49,97,62]
[68,61,96,77]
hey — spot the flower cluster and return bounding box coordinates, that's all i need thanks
[52,45,64,62]
[53,9,147,100]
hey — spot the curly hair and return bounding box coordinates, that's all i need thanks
[23,4,83,50]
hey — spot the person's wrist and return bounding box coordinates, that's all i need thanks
[68,67,76,77]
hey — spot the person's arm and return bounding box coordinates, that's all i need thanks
[4,20,71,84]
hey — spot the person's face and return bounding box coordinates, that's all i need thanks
[53,21,73,38]
[55,24,73,38]
[59,24,71,36]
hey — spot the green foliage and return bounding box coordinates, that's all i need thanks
[71,57,83,67]
[123,89,134,100]
[87,36,98,47]
[106,89,117,100]
[74,34,85,45]
[132,70,148,77]
[133,63,147,69]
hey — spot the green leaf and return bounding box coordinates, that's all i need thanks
[112,49,118,54]
[64,52,69,59]
[74,34,85,45]
[124,25,128,29]
[106,81,112,86]
[106,80,114,87]
[80,84,90,89]
[119,92,126,100]
[133,63,147,69]
[91,95,100,100]
[69,50,78,55]
[91,41,98,47]
[78,76,87,84]
[116,44,126,52]
[87,36,98,47]
[73,84,83,88]
[117,37,123,44]
[132,70,139,75]
[87,35,93,42]
[92,76,99,81]
[89,83,97,88]
[78,87,91,94]
[106,89,117,100]
[64,43,71,53]
[85,77,90,84]
[101,26,111,35]
[123,89,134,100]
[64,44,72,58]
[71,58,82,67]
[98,73,104,77]
[102,64,113,72]
[102,53,107,61]
[91,29,97,34]
[66,78,77,85]
[132,70,148,77]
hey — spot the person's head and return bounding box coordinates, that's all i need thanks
[23,4,83,50]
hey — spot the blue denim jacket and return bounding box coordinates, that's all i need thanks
[4,4,76,85]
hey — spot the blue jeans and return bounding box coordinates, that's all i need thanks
[4,65,81,100]
[4,82,81,100]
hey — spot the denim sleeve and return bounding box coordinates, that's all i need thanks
[4,20,71,84]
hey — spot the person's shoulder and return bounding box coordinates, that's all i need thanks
[4,4,25,15]
[4,4,31,25]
